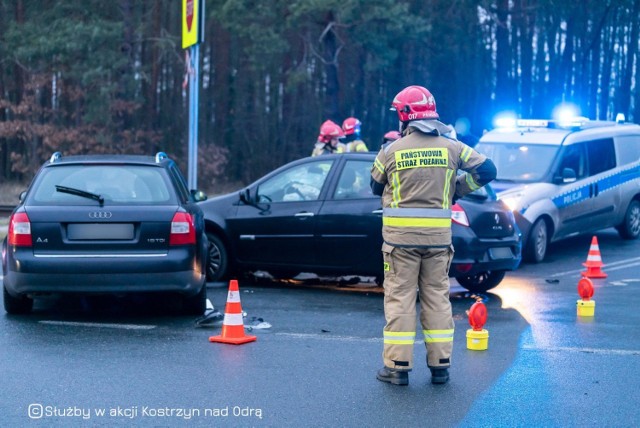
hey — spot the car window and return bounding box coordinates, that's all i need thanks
[558,143,588,179]
[475,143,558,181]
[587,138,616,175]
[615,135,640,166]
[333,160,375,199]
[168,163,190,202]
[258,160,333,202]
[29,165,173,205]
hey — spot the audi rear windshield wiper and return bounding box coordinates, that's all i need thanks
[55,185,105,206]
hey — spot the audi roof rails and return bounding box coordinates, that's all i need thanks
[50,152,62,163]
[155,152,168,163]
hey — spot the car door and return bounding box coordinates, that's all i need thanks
[315,158,383,272]
[584,138,619,230]
[552,142,594,239]
[227,159,334,267]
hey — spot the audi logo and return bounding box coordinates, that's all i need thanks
[88,211,113,219]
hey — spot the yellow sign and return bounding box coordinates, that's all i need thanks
[182,0,203,49]
[394,148,448,170]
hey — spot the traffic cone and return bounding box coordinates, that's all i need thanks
[581,236,607,278]
[209,280,257,345]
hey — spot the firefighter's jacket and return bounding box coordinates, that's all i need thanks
[345,139,369,153]
[370,122,496,248]
[311,142,346,157]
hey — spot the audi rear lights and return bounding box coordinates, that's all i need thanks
[170,212,196,245]
[451,204,470,227]
[8,212,32,246]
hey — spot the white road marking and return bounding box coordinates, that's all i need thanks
[276,332,380,343]
[522,344,640,356]
[549,256,640,278]
[39,320,156,330]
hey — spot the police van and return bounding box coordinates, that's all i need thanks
[474,116,640,262]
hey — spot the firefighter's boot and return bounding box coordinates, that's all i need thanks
[430,368,449,385]
[376,367,409,385]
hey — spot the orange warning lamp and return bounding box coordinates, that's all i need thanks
[577,277,594,301]
[468,301,487,331]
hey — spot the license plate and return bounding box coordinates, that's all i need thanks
[67,223,134,240]
[489,247,513,260]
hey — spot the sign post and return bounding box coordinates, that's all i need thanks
[182,0,204,189]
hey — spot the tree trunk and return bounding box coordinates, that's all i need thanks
[495,0,511,111]
[617,0,640,118]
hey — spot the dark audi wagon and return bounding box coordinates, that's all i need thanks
[2,152,208,315]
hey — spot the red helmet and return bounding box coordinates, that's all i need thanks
[383,130,402,142]
[391,85,439,122]
[342,117,361,136]
[318,120,344,143]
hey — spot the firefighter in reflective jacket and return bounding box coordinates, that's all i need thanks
[370,85,496,386]
[342,117,369,152]
[311,120,346,157]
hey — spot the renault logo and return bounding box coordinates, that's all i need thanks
[494,214,500,224]
[89,211,112,219]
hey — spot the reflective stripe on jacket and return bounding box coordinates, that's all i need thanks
[370,125,489,247]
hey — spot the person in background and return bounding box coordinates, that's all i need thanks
[381,130,402,150]
[370,85,496,386]
[311,120,346,157]
[342,117,369,152]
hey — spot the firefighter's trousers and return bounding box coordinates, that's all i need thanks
[381,244,454,370]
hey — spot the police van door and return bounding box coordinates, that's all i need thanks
[583,138,619,231]
[552,142,594,239]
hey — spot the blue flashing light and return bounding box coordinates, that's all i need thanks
[493,113,518,129]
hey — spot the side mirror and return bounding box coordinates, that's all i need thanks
[561,167,577,184]
[239,188,252,204]
[191,189,207,202]
[553,168,577,184]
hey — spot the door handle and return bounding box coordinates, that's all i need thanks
[294,212,314,217]
[372,209,383,215]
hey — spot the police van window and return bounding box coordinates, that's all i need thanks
[587,138,615,176]
[475,142,558,181]
[333,160,375,199]
[614,135,640,166]
[558,144,587,179]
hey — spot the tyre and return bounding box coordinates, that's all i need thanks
[3,286,33,315]
[182,284,207,315]
[455,270,506,293]
[524,218,548,263]
[616,199,640,240]
[206,233,229,282]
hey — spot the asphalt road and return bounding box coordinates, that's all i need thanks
[1,228,639,427]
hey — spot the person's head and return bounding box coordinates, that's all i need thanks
[382,130,402,145]
[391,85,438,130]
[342,117,362,139]
[318,120,344,147]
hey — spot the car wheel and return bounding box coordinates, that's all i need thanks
[206,233,229,282]
[525,218,548,263]
[455,270,506,293]
[3,286,33,315]
[616,199,640,240]
[182,284,207,315]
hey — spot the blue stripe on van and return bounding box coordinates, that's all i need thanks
[552,163,640,208]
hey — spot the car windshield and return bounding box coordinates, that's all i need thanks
[29,165,173,205]
[475,142,558,182]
